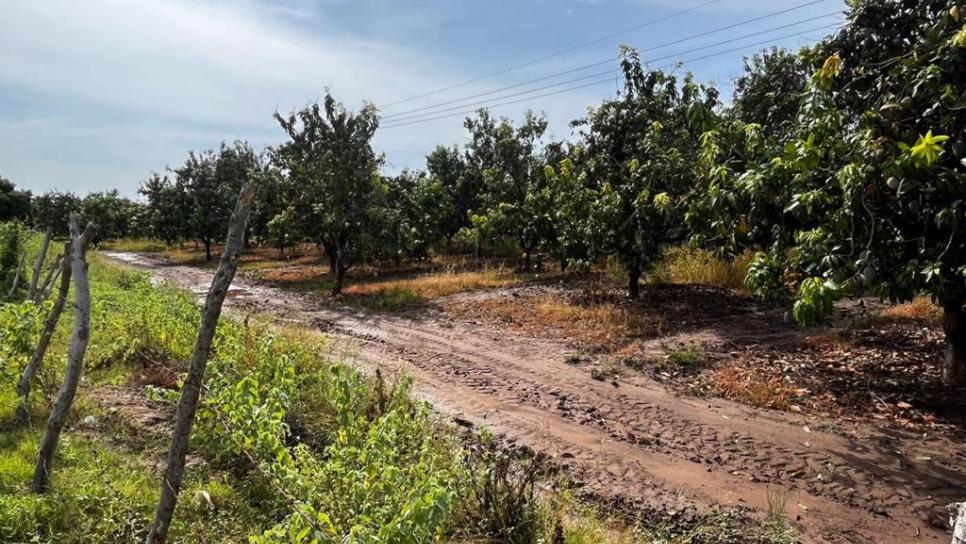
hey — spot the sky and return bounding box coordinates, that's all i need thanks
[0,0,845,198]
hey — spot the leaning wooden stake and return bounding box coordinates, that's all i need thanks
[145,182,255,544]
[35,252,65,303]
[6,251,27,300]
[31,216,94,493]
[16,243,72,426]
[28,227,53,300]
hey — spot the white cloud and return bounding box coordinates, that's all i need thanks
[0,0,491,194]
[4,0,774,195]
[0,0,461,123]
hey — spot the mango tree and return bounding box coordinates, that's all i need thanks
[464,110,551,270]
[543,153,594,272]
[0,176,32,222]
[273,94,384,294]
[426,145,475,249]
[174,142,258,261]
[578,47,718,297]
[724,1,966,384]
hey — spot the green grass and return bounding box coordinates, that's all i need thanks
[97,238,171,253]
[0,428,266,543]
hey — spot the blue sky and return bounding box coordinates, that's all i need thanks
[1,0,844,197]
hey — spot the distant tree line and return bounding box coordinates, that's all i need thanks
[3,0,964,383]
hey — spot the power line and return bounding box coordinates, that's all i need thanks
[380,0,835,113]
[381,23,841,130]
[380,0,721,109]
[382,79,618,129]
[380,1,838,119]
[382,22,841,128]
[381,11,841,123]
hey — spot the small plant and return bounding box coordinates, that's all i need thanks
[662,344,706,370]
[764,486,796,543]
[451,431,553,543]
[589,364,620,382]
[620,355,656,372]
[564,353,584,366]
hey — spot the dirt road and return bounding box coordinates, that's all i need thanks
[104,252,966,543]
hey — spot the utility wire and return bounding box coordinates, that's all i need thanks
[381,11,841,122]
[380,0,835,112]
[382,22,841,128]
[381,2,838,119]
[381,23,841,130]
[380,0,720,109]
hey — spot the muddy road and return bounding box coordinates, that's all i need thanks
[103,251,965,543]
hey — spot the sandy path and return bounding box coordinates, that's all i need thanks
[103,251,965,543]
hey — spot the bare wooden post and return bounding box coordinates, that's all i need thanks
[35,252,65,303]
[31,216,94,493]
[28,227,53,300]
[146,182,255,544]
[951,502,966,544]
[16,243,72,426]
[6,251,27,300]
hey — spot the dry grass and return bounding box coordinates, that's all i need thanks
[460,295,664,348]
[707,365,799,410]
[801,329,851,350]
[875,297,942,324]
[653,247,755,290]
[532,297,663,346]
[346,268,521,300]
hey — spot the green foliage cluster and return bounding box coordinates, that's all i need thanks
[141,142,267,260]
[0,300,43,384]
[0,177,32,223]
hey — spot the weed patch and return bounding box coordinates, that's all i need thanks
[652,247,755,291]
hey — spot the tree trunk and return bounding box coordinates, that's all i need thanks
[32,216,94,493]
[28,227,53,300]
[559,257,567,273]
[333,252,346,296]
[203,238,212,261]
[323,241,337,274]
[942,294,966,386]
[17,243,72,426]
[145,182,255,544]
[523,249,531,272]
[627,262,641,299]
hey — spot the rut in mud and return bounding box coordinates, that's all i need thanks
[104,251,966,544]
